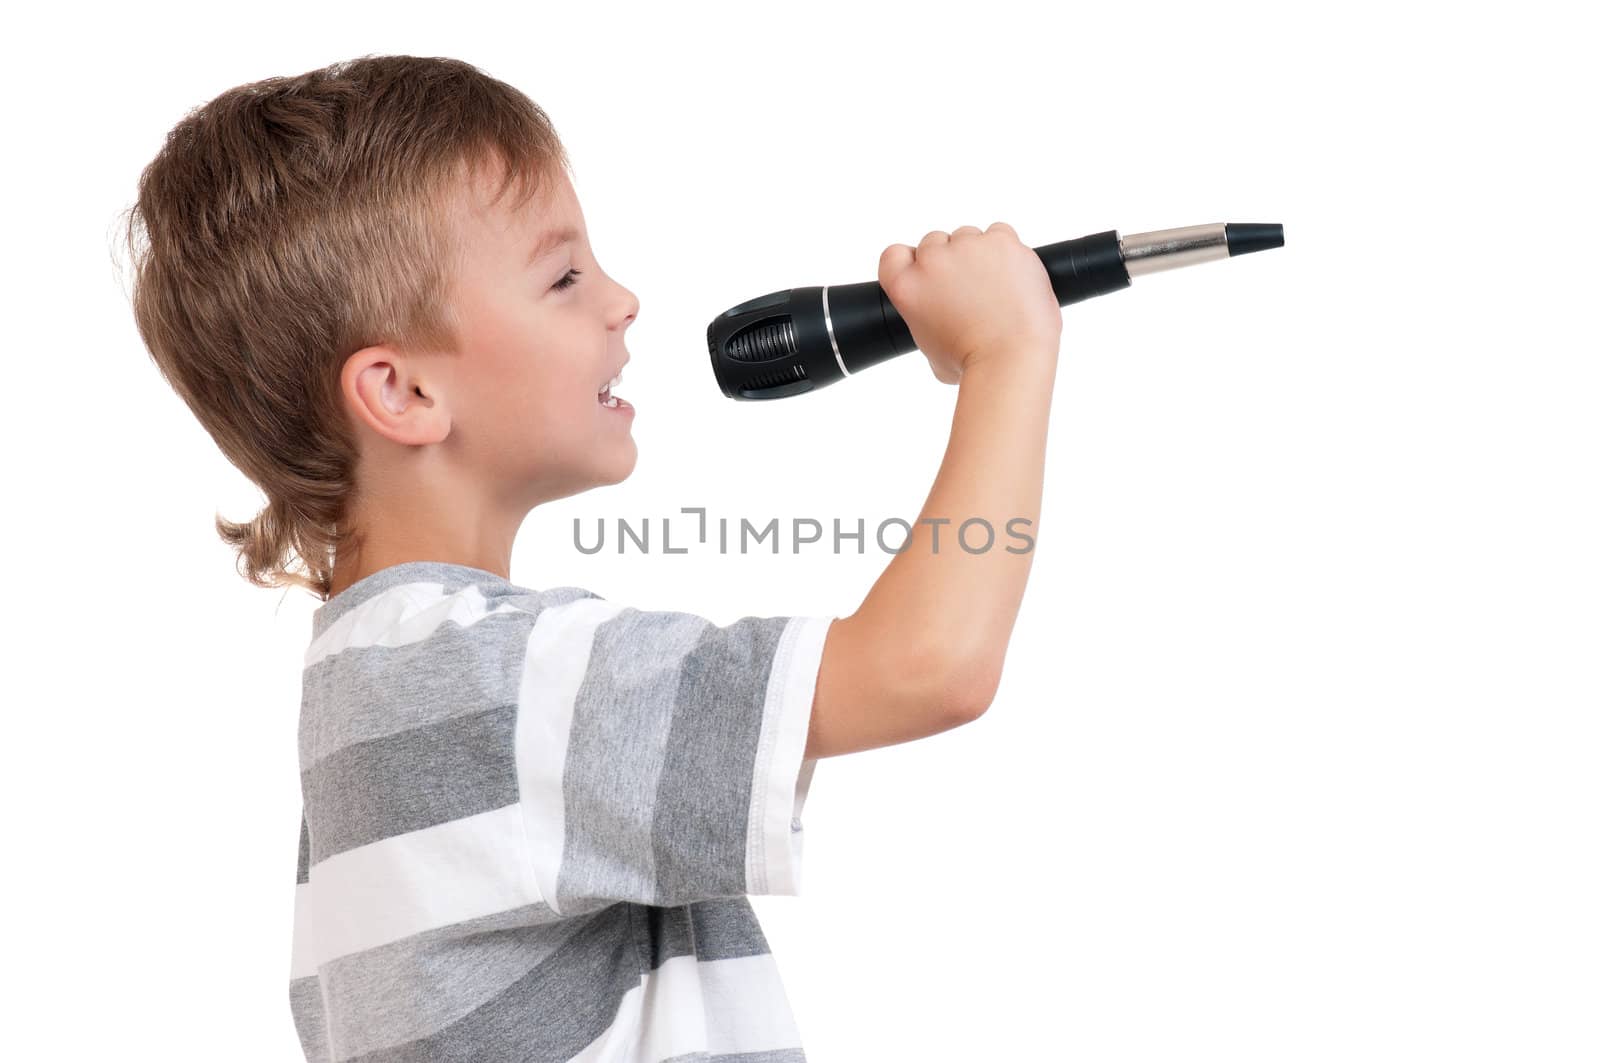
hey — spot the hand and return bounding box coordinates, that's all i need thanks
[877,222,1063,385]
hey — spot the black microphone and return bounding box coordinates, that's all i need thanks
[706,222,1284,400]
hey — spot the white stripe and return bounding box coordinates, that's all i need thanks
[304,582,524,669]
[567,953,804,1062]
[514,597,633,917]
[749,615,834,895]
[290,875,316,980]
[289,804,544,977]
[696,952,806,1055]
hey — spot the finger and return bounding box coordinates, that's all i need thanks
[951,225,982,239]
[878,243,915,288]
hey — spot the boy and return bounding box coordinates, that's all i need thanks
[124,54,1061,1062]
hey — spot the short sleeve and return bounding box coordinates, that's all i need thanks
[513,597,834,913]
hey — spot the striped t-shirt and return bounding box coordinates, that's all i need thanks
[289,560,834,1062]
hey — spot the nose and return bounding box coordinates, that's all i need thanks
[616,294,638,331]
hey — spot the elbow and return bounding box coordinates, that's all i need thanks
[864,614,998,730]
[952,647,1002,721]
[902,638,1001,724]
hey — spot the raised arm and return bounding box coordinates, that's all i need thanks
[805,223,1063,759]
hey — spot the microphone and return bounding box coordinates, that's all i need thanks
[706,222,1284,400]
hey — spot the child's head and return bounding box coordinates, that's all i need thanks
[122,55,640,601]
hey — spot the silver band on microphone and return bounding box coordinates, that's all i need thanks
[821,285,851,377]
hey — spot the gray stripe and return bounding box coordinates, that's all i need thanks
[317,901,582,1059]
[654,615,786,900]
[303,898,775,1058]
[557,608,711,909]
[634,898,773,970]
[298,899,787,1061]
[303,704,518,863]
[553,610,792,909]
[300,611,536,768]
[346,903,643,1062]
[686,897,775,962]
[297,810,311,885]
[289,974,331,1062]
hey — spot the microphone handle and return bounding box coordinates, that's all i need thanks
[837,229,1133,381]
[707,222,1282,400]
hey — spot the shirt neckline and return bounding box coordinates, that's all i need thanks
[311,561,516,639]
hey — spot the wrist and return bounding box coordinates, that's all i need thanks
[961,342,1059,383]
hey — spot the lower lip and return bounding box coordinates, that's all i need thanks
[599,394,634,418]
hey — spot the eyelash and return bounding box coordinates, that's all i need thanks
[552,268,583,292]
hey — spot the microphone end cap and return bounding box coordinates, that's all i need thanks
[1224,223,1284,257]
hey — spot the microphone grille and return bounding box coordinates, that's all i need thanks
[739,364,809,393]
[723,318,798,363]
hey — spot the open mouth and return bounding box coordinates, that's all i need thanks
[598,369,631,409]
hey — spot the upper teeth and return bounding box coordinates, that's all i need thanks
[604,372,621,390]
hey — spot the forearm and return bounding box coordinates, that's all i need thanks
[854,346,1060,712]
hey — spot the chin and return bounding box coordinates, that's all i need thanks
[600,443,638,485]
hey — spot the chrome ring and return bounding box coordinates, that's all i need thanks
[821,286,850,377]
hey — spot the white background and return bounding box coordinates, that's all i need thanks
[6,1,1596,1059]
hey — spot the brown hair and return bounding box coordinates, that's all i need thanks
[117,54,571,601]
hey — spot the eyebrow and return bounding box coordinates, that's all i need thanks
[526,226,581,267]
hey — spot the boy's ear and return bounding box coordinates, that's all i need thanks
[340,344,452,447]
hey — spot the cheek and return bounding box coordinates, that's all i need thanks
[513,374,597,440]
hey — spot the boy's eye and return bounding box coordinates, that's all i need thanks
[551,268,583,292]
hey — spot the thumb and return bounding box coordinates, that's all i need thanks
[878,243,915,294]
